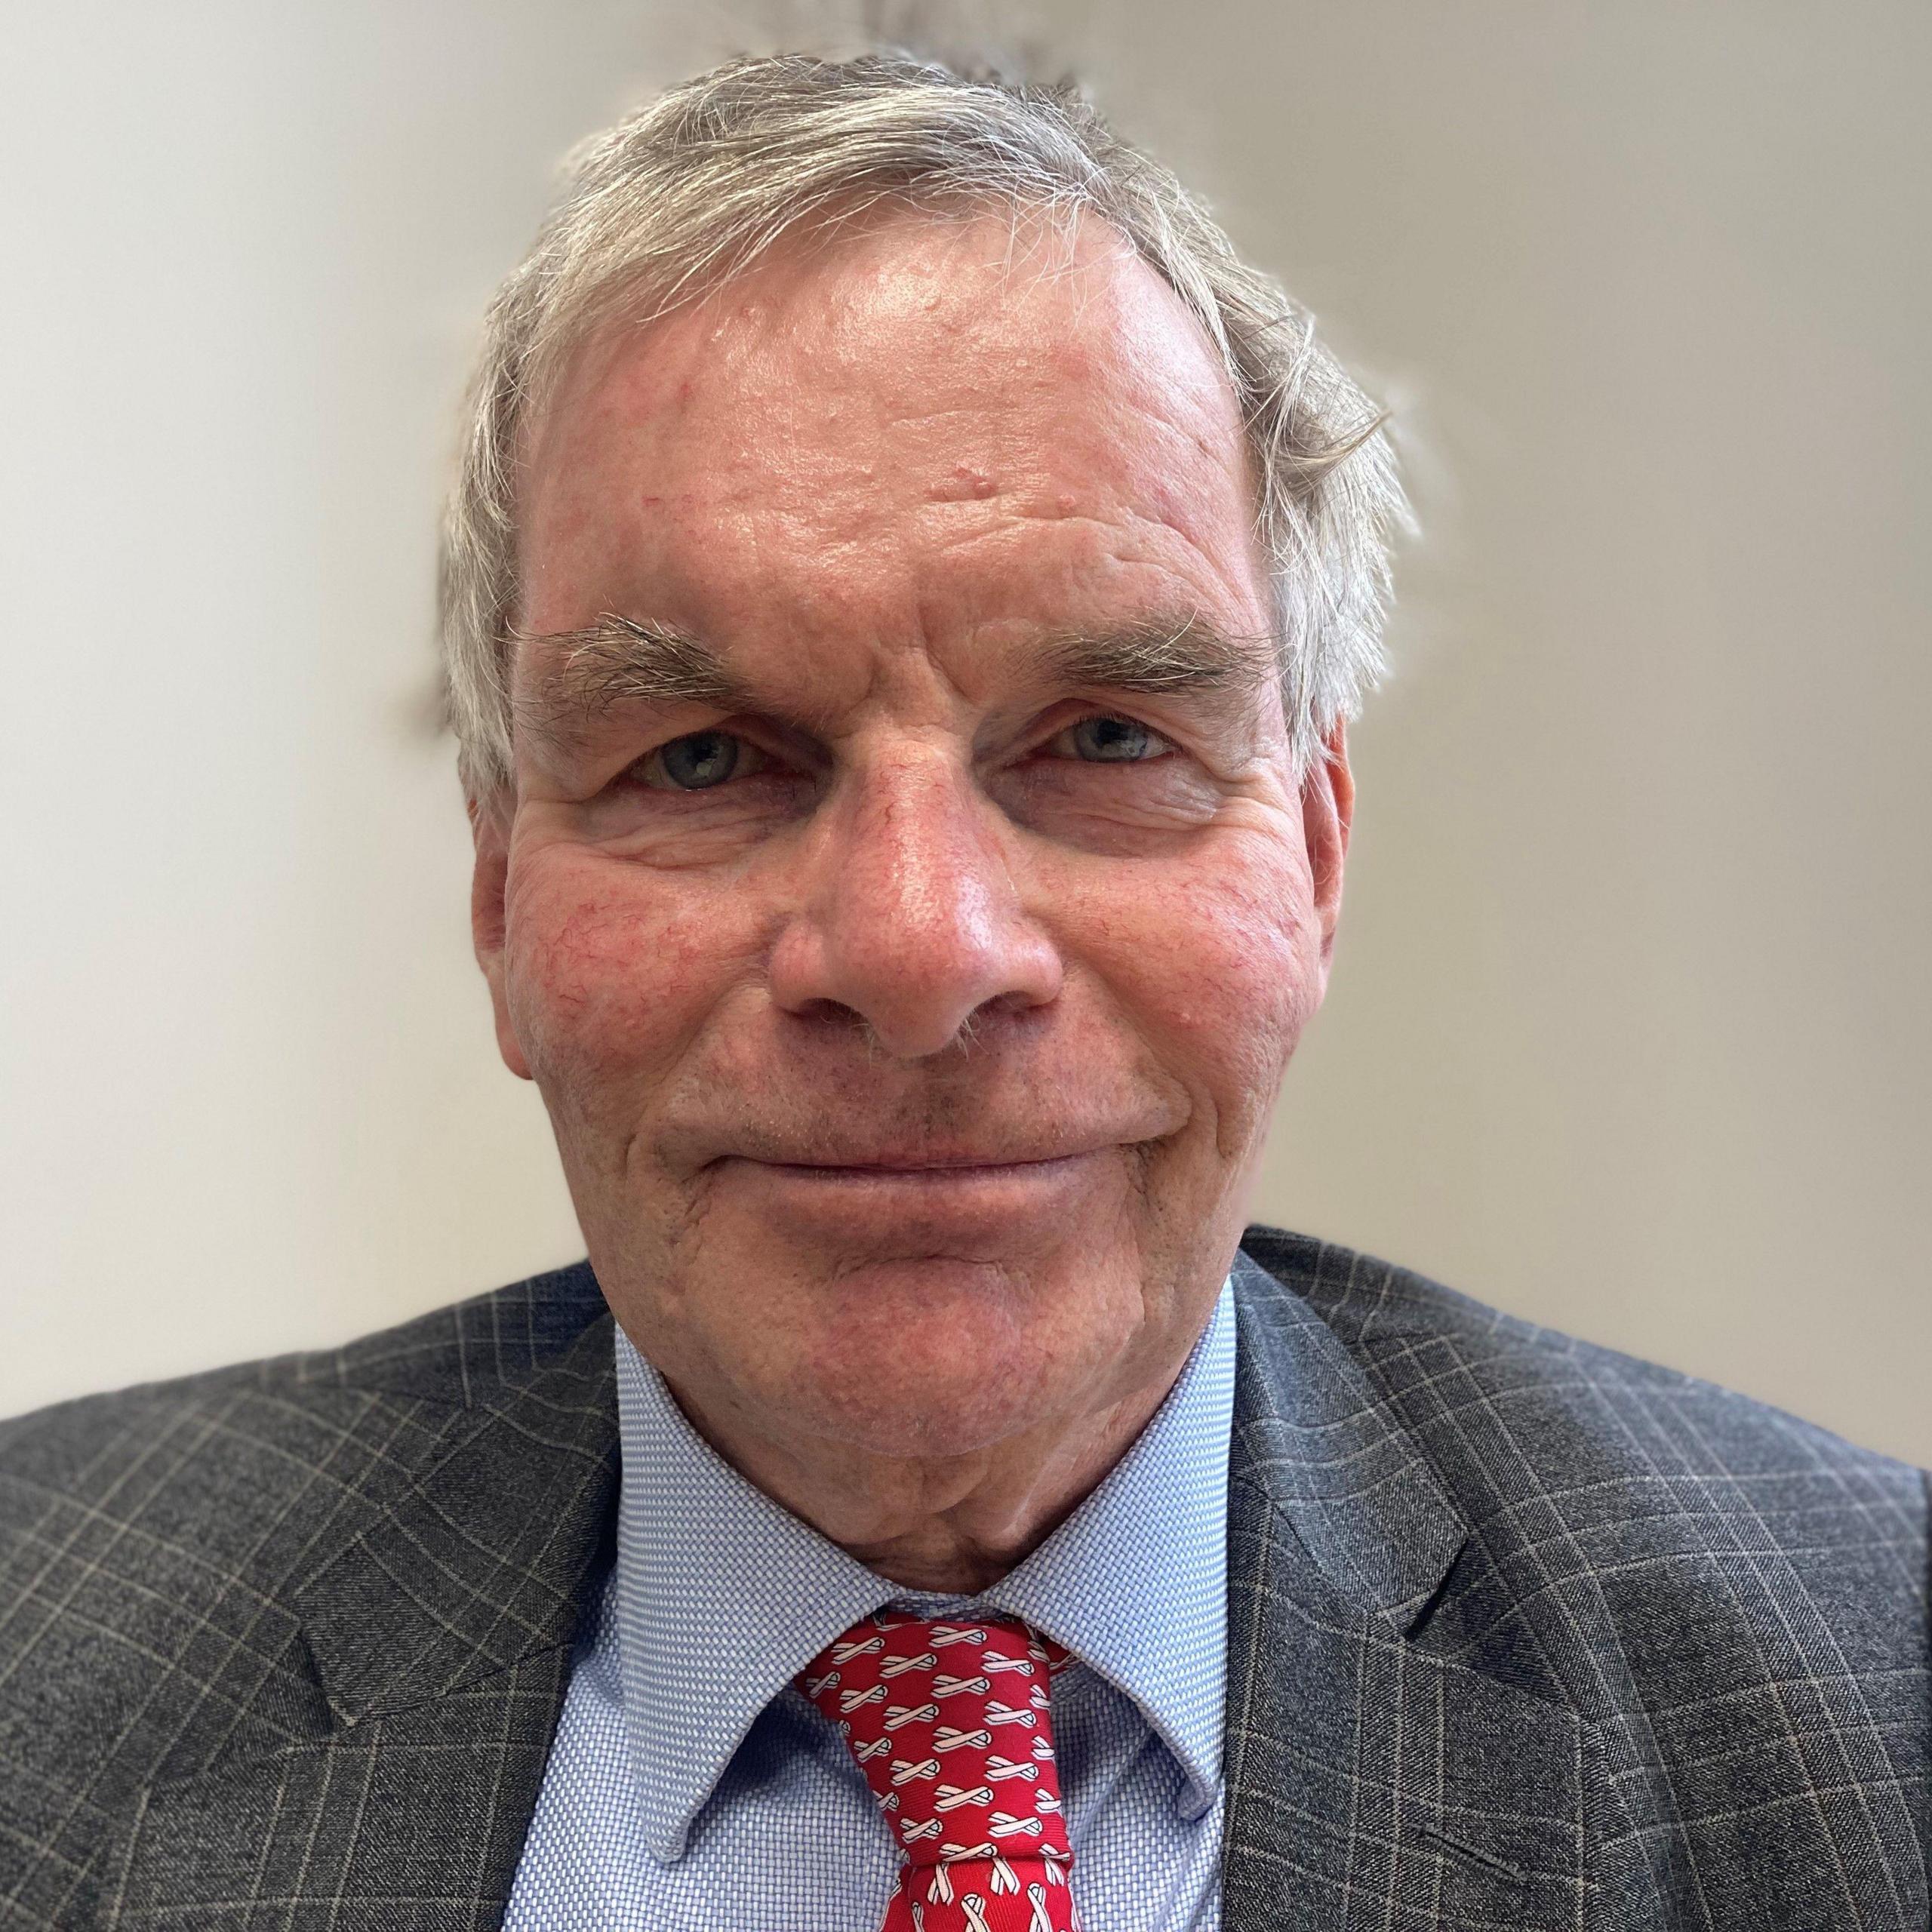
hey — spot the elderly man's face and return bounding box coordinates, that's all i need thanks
[475,211,1348,1465]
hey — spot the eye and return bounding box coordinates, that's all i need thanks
[1047,715,1173,763]
[637,730,763,791]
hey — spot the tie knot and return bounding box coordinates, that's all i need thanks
[798,1611,1078,1927]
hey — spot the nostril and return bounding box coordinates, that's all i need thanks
[790,997,872,1037]
[782,986,1051,1064]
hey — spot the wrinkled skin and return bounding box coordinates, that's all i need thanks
[472,211,1351,1589]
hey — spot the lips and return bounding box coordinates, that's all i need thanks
[744,1155,1103,1193]
[654,1080,1189,1183]
[747,1149,1106,1174]
[685,1124,1160,1174]
[713,1149,1117,1247]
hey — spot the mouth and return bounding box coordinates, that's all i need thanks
[710,1146,1122,1229]
[752,1152,1097,1181]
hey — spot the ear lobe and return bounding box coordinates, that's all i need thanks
[469,795,533,1082]
[1303,719,1354,977]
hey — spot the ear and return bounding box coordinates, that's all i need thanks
[1301,718,1354,987]
[469,792,534,1081]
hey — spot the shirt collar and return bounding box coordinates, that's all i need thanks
[611,1278,1236,1859]
[982,1279,1233,1817]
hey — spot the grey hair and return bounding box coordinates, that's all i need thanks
[439,49,1408,800]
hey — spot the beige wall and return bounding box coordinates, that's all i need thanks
[4,2,1927,1462]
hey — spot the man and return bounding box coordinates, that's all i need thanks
[1,48,1925,1932]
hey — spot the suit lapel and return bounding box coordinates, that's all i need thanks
[1221,1247,1594,1932]
[109,1306,620,1930]
[293,1307,619,1727]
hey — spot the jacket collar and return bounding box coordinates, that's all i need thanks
[293,1279,620,1727]
[1218,1238,1594,1931]
[1225,1244,1465,1627]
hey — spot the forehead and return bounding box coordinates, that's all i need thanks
[515,207,1266,682]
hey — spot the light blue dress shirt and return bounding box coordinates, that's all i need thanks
[504,1281,1236,1930]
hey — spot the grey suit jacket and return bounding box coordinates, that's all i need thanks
[2,1228,1926,1929]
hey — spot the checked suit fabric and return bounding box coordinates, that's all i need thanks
[800,1611,1080,1932]
[3,1232,1928,1929]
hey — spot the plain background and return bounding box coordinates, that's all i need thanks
[3,0,1927,1463]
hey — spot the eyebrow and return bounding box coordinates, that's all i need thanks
[512,615,746,755]
[513,607,1276,753]
[1037,613,1275,697]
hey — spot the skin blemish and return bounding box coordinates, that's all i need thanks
[928,463,1000,503]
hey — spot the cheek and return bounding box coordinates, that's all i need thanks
[1061,841,1319,1144]
[501,850,751,1103]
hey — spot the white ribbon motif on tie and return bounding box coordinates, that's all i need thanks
[934,1783,994,1811]
[1033,1789,1063,1816]
[854,1737,891,1761]
[989,1810,1045,1838]
[891,1756,940,1786]
[981,1652,1034,1674]
[1031,1735,1054,1761]
[986,1754,1039,1783]
[927,1865,955,1905]
[934,1725,992,1753]
[880,1651,937,1678]
[961,1896,993,1932]
[1027,1884,1054,1932]
[932,1673,992,1700]
[988,1856,1020,1896]
[839,1684,887,1713]
[930,1624,988,1648]
[803,1670,838,1697]
[986,1701,1036,1729]
[832,1635,885,1663]
[900,1817,943,1844]
[884,1702,940,1730]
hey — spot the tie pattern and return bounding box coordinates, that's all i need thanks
[799,1611,1081,1932]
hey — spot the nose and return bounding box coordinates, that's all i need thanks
[767,745,1062,1059]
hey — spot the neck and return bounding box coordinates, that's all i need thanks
[665,1361,1189,1595]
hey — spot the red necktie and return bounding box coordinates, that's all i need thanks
[799,1609,1081,1932]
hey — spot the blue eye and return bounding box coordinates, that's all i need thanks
[1060,715,1166,762]
[651,731,741,789]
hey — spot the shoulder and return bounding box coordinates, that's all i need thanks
[1240,1220,1927,1515]
[1239,1223,1928,1561]
[0,1257,608,1524]
[0,1263,607,1836]
[1238,1229,1930,1912]
[1238,1221,1929,1695]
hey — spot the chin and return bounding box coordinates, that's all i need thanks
[765,1254,1134,1461]
[783,1359,1066,1462]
